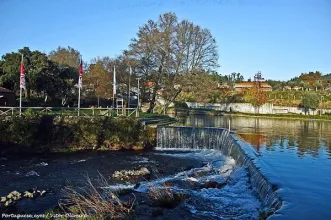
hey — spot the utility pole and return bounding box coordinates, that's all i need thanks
[253,71,265,114]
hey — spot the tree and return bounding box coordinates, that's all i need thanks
[177,71,220,104]
[298,71,322,90]
[244,82,268,113]
[0,47,52,99]
[301,92,320,115]
[49,46,81,69]
[85,57,113,101]
[48,46,82,105]
[127,12,219,113]
[0,47,79,105]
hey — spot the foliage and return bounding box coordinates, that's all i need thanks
[177,71,221,103]
[300,92,320,113]
[244,83,268,107]
[173,101,188,109]
[59,174,134,219]
[0,47,79,106]
[127,12,219,113]
[48,46,81,69]
[148,184,185,208]
[0,116,156,155]
[84,57,113,99]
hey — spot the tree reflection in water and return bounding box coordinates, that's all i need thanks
[178,115,331,159]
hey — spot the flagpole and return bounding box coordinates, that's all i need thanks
[112,65,116,108]
[78,83,81,116]
[19,87,22,116]
[19,54,23,116]
[128,66,131,108]
[78,55,82,116]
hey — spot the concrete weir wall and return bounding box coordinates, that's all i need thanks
[185,102,331,115]
[157,126,282,213]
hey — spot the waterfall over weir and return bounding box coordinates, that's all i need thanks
[157,126,282,213]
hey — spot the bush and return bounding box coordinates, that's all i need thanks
[59,174,134,219]
[148,184,185,208]
[300,92,320,114]
[0,116,156,155]
[173,101,188,109]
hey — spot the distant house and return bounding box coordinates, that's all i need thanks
[217,83,230,89]
[234,82,272,92]
[292,86,303,91]
[0,87,15,106]
[283,85,292,90]
[146,81,155,88]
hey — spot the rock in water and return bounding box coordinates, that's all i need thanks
[139,167,151,175]
[37,162,48,166]
[25,171,40,177]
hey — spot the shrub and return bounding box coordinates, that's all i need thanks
[59,174,135,219]
[148,184,185,208]
[300,92,320,114]
[173,101,188,109]
[0,116,156,155]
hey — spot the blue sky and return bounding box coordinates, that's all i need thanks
[0,0,330,80]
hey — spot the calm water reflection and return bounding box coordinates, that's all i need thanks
[175,115,331,219]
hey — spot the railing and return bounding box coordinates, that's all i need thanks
[0,107,139,117]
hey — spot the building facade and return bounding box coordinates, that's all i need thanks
[0,87,15,106]
[234,82,272,92]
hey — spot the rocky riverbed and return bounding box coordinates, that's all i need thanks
[0,150,262,219]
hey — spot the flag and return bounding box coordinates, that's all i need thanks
[113,65,116,95]
[20,54,26,90]
[78,56,83,88]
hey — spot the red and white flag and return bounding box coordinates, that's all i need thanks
[78,56,83,88]
[20,54,26,90]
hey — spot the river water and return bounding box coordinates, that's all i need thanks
[175,115,331,219]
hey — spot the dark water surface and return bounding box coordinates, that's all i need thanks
[175,115,331,219]
[0,151,202,215]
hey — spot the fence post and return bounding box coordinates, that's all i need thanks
[92,108,95,116]
[12,107,14,116]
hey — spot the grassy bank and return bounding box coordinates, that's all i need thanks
[0,116,156,156]
[224,111,331,121]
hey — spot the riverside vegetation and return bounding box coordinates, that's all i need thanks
[0,115,156,155]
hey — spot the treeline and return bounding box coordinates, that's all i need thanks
[0,12,248,112]
[1,12,328,112]
[266,71,331,91]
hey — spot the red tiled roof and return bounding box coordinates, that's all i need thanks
[146,82,155,87]
[0,87,14,93]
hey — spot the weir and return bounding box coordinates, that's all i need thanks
[157,126,282,213]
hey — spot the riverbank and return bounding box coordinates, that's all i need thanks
[0,116,156,156]
[223,112,331,121]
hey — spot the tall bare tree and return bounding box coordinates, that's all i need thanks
[128,12,219,113]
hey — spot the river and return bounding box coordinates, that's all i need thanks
[175,115,331,219]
